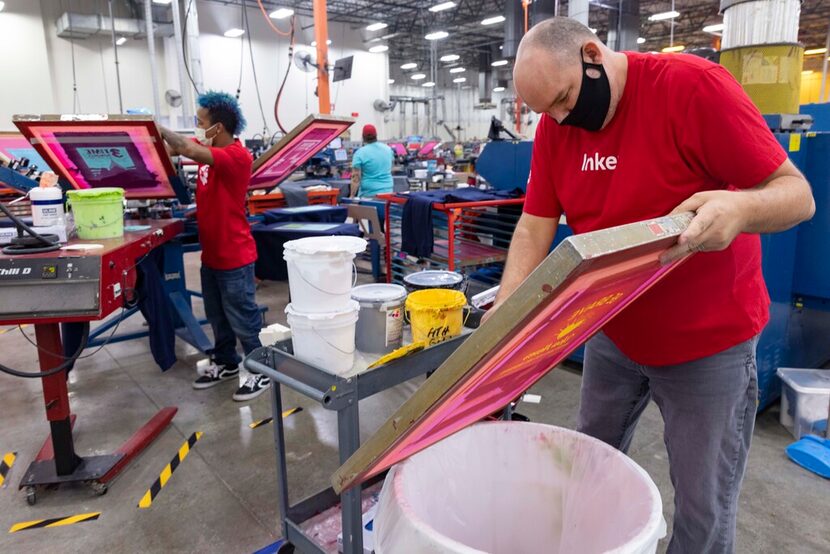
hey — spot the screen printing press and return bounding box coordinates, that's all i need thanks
[0,219,183,504]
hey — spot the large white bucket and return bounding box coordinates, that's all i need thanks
[283,236,367,313]
[376,422,666,554]
[285,301,359,375]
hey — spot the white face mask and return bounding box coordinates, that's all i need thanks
[194,123,219,146]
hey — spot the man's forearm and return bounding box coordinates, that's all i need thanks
[493,221,556,307]
[740,176,815,234]
[350,170,360,196]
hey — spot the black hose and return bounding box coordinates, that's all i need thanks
[0,322,89,378]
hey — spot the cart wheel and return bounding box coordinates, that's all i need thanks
[90,482,108,496]
[25,487,37,506]
[276,542,295,554]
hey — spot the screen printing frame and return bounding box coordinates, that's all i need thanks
[332,212,693,493]
[12,114,185,200]
[249,114,354,191]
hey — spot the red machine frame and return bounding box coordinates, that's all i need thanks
[0,220,183,503]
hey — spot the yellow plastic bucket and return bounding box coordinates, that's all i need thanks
[405,289,466,346]
[66,187,125,240]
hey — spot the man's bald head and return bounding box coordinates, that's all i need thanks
[518,17,596,64]
[514,17,627,130]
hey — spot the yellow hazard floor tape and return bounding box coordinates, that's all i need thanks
[248,407,303,429]
[9,512,100,533]
[138,432,202,509]
[0,452,16,487]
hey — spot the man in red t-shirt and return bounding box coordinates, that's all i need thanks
[494,18,815,552]
[161,91,268,402]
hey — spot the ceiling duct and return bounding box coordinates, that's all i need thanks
[478,50,493,104]
[56,12,173,40]
[502,0,524,59]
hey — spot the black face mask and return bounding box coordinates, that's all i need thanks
[560,50,611,132]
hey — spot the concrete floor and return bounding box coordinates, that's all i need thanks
[0,251,828,553]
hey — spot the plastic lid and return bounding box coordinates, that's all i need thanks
[284,300,360,320]
[352,284,407,303]
[777,368,830,393]
[403,270,463,287]
[284,235,367,256]
[66,187,125,200]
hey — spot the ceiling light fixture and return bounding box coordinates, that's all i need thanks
[401,62,417,70]
[637,37,646,44]
[366,22,388,32]
[661,44,685,53]
[802,70,814,75]
[381,33,398,40]
[440,54,460,62]
[804,47,828,56]
[491,59,509,67]
[649,10,680,21]
[453,77,466,84]
[425,31,449,40]
[702,23,724,34]
[116,37,127,46]
[368,37,382,43]
[493,86,506,92]
[224,28,245,38]
[269,8,294,19]
[388,78,395,84]
[429,1,456,13]
[369,44,389,53]
[449,67,466,73]
[481,15,505,26]
[411,73,426,80]
[152,0,172,4]
[422,81,436,87]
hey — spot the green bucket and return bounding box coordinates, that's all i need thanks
[66,187,125,240]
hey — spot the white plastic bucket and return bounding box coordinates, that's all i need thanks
[375,422,666,554]
[283,236,367,313]
[30,186,65,227]
[285,301,359,375]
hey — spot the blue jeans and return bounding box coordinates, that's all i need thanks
[200,263,262,367]
[579,332,759,554]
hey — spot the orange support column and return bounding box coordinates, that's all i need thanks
[313,0,331,114]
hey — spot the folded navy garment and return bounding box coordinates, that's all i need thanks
[400,188,523,258]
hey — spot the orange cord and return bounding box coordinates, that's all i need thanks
[257,0,292,37]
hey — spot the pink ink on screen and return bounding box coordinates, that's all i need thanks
[13,120,177,199]
[347,249,680,487]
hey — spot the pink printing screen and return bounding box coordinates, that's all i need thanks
[345,249,683,488]
[249,122,353,190]
[14,124,176,199]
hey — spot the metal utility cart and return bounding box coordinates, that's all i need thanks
[244,336,468,554]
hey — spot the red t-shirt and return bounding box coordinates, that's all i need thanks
[195,139,257,270]
[524,52,786,366]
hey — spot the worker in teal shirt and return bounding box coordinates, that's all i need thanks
[350,124,394,197]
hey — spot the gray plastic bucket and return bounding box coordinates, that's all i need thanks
[351,284,407,354]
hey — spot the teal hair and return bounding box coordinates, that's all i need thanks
[197,90,247,135]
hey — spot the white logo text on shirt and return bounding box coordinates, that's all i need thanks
[581,152,618,172]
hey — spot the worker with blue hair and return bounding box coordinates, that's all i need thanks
[161,91,269,402]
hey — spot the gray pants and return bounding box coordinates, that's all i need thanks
[579,332,759,554]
